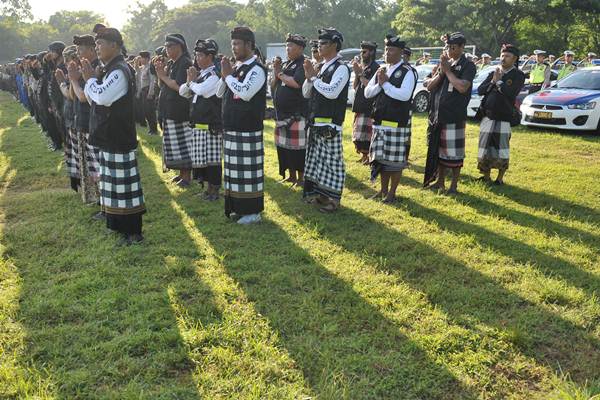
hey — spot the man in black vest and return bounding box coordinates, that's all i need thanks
[179,39,223,201]
[271,33,309,187]
[69,34,102,206]
[351,40,379,164]
[54,45,80,193]
[302,27,350,213]
[216,26,267,225]
[476,44,525,185]
[83,27,145,245]
[46,41,67,151]
[364,35,418,203]
[154,34,194,187]
[423,32,476,195]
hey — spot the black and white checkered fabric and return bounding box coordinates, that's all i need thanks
[352,113,373,143]
[99,150,145,215]
[369,124,411,167]
[77,130,99,204]
[163,119,193,169]
[65,128,80,178]
[439,122,466,161]
[274,117,307,150]
[191,128,222,168]
[304,126,346,196]
[478,117,511,170]
[223,130,264,195]
[85,137,101,179]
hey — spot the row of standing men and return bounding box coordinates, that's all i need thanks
[13,26,526,243]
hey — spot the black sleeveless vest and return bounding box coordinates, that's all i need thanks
[309,58,349,126]
[89,56,137,152]
[371,62,417,127]
[190,67,222,129]
[222,59,267,132]
[352,60,379,114]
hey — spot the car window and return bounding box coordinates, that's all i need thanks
[555,70,600,90]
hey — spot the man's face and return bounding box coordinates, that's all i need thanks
[77,45,96,61]
[483,56,491,64]
[566,54,574,63]
[318,39,336,58]
[549,55,556,63]
[500,52,517,69]
[231,39,252,61]
[195,51,213,69]
[447,43,464,59]
[312,49,320,60]
[536,54,545,63]
[384,46,401,65]
[95,39,117,62]
[139,57,149,66]
[360,47,373,63]
[286,42,303,60]
[165,42,182,61]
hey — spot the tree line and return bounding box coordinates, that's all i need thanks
[1,0,598,63]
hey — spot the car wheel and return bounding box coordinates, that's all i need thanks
[413,91,429,113]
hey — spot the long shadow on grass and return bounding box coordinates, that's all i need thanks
[0,111,209,398]
[269,174,600,387]
[355,173,600,298]
[163,178,477,397]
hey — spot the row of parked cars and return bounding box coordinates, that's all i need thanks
[346,58,600,133]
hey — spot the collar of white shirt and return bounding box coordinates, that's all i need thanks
[200,65,216,76]
[319,55,342,74]
[385,60,403,76]
[235,55,257,68]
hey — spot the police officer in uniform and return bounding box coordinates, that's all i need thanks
[579,52,597,68]
[553,50,577,80]
[528,49,550,93]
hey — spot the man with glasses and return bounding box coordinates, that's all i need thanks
[364,35,417,203]
[351,40,379,165]
[154,34,194,187]
[302,27,350,213]
[83,27,146,245]
[423,32,476,195]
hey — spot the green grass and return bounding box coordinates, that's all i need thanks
[1,91,599,399]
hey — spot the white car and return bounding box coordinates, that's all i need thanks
[520,67,600,132]
[467,65,497,117]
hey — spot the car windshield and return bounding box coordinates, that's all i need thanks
[555,69,600,90]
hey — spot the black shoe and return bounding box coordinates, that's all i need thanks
[92,211,106,221]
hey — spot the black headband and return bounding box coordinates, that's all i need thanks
[443,32,466,45]
[165,34,186,47]
[384,35,405,49]
[501,43,519,58]
[231,27,255,43]
[73,35,95,47]
[286,33,307,47]
[195,39,218,55]
[360,41,377,50]
[318,28,343,43]
[95,28,123,46]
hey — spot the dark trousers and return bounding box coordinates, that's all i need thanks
[141,88,158,133]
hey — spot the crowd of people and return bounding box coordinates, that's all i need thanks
[6,22,586,245]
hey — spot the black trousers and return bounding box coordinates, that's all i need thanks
[141,88,158,133]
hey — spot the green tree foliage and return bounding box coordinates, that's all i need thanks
[122,0,169,53]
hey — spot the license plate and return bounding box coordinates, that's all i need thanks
[534,111,553,119]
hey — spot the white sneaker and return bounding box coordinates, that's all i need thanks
[237,213,262,225]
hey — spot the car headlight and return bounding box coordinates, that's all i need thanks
[567,102,596,110]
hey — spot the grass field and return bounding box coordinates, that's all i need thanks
[1,91,600,399]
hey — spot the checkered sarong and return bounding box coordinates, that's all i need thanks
[191,128,222,168]
[352,113,373,143]
[163,119,192,169]
[439,121,466,164]
[86,139,100,179]
[99,150,145,215]
[223,130,264,196]
[274,117,307,150]
[64,128,80,179]
[77,130,99,204]
[304,125,345,199]
[369,125,411,168]
[478,117,511,171]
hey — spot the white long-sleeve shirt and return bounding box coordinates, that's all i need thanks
[179,66,219,102]
[302,55,350,130]
[302,55,350,100]
[364,61,416,102]
[216,56,266,101]
[84,69,128,107]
